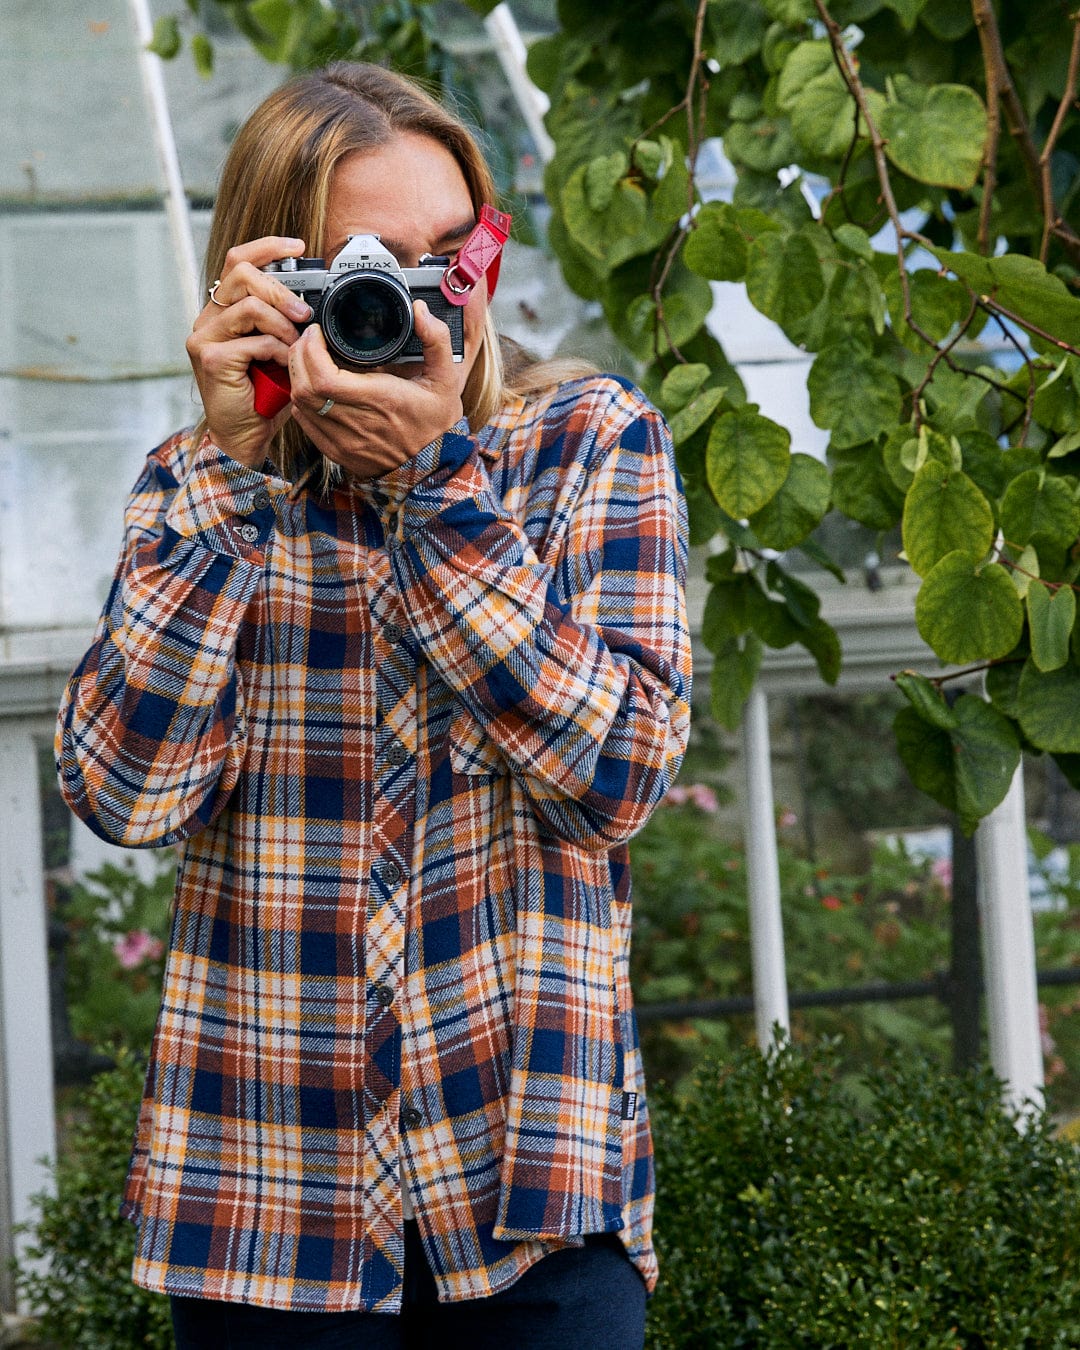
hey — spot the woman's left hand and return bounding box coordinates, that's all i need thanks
[288,300,466,480]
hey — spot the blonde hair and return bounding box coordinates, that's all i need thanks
[203,62,510,480]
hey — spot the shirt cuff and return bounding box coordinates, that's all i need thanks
[165,433,284,557]
[356,419,474,516]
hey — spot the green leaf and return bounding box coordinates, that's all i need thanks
[986,658,1023,719]
[915,552,1025,665]
[895,671,958,731]
[748,453,831,549]
[778,44,863,160]
[895,705,956,817]
[879,76,987,190]
[1009,544,1039,599]
[901,460,995,578]
[801,617,842,684]
[701,575,752,649]
[809,341,902,449]
[950,694,1021,832]
[669,387,726,446]
[684,203,750,281]
[896,695,1021,833]
[1017,659,1080,753]
[833,224,875,262]
[1000,470,1080,550]
[829,442,904,530]
[796,536,847,582]
[1027,583,1077,673]
[746,230,826,330]
[659,363,710,412]
[708,0,771,66]
[584,151,628,211]
[921,0,974,40]
[745,582,802,647]
[706,411,792,518]
[147,14,182,59]
[711,635,763,730]
[764,0,816,22]
[562,165,663,276]
[191,31,214,78]
[724,117,801,175]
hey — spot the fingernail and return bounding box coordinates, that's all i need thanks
[290,300,313,320]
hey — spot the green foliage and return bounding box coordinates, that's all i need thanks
[14,1051,173,1350]
[63,858,175,1054]
[646,1038,1080,1348]
[629,791,960,1085]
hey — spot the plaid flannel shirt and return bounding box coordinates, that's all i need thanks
[56,374,692,1313]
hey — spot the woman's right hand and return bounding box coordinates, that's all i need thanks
[185,237,314,468]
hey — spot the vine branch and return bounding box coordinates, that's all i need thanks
[971,0,1080,270]
[1040,13,1080,263]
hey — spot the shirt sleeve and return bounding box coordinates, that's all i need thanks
[368,376,693,852]
[55,431,280,847]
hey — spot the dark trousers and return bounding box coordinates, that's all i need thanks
[170,1222,647,1350]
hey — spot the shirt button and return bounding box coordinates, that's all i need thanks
[251,487,272,511]
[382,861,402,887]
[386,742,409,767]
[384,623,404,644]
[386,512,399,536]
[374,983,395,1007]
[237,522,259,544]
[401,1106,422,1129]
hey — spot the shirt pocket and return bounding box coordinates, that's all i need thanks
[449,706,507,778]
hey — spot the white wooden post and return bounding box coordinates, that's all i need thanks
[0,719,57,1298]
[483,5,555,164]
[741,685,790,1047]
[128,0,201,324]
[975,763,1044,1117]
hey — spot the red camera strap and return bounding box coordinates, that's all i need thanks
[440,203,512,306]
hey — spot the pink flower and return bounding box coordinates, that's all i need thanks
[931,857,952,892]
[114,929,164,970]
[778,807,798,828]
[821,895,843,912]
[664,784,720,813]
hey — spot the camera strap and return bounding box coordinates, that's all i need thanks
[440,204,512,306]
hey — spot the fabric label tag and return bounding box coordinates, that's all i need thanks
[621,1090,638,1121]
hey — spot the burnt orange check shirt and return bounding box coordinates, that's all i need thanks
[57,374,692,1312]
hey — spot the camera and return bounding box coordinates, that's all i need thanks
[262,235,465,367]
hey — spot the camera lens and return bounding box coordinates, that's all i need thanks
[322,273,413,365]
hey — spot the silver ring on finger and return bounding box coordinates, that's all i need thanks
[208,279,228,307]
[316,397,335,417]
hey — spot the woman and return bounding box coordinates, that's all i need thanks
[56,62,692,1349]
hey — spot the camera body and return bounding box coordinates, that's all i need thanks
[262,235,465,367]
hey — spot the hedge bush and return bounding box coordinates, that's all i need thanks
[20,1039,1080,1347]
[14,1049,173,1350]
[647,1039,1080,1348]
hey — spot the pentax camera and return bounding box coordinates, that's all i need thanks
[262,235,465,367]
